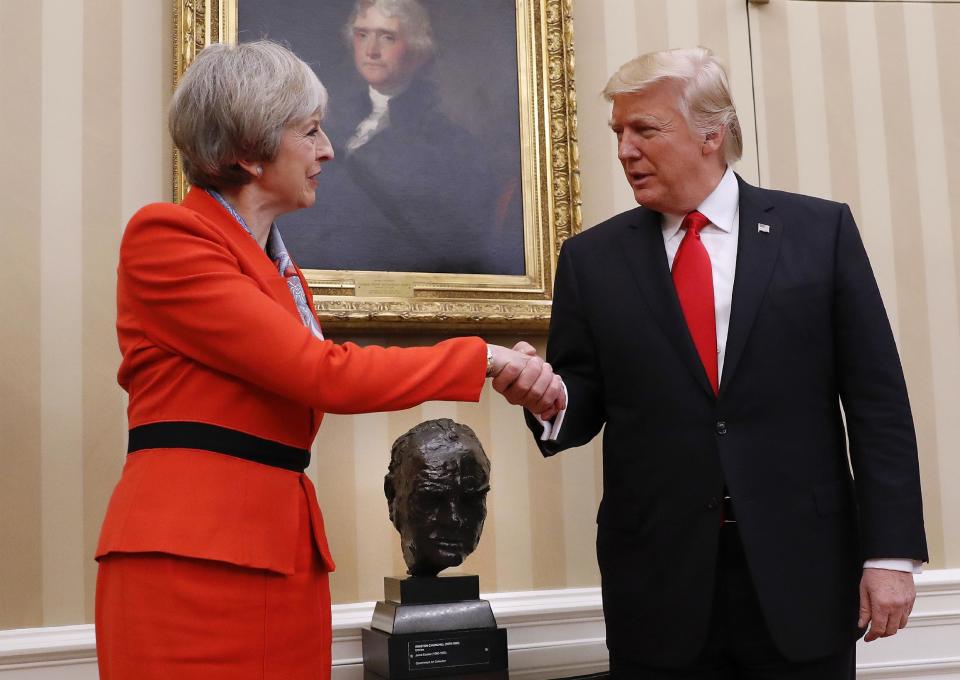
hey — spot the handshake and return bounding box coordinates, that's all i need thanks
[486,341,566,421]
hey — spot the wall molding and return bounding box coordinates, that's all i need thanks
[2,570,959,679]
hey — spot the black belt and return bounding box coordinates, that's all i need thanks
[127,421,310,473]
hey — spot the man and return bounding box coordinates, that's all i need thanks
[280,0,522,275]
[385,418,490,577]
[523,48,927,678]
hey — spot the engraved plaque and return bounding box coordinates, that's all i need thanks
[408,636,491,671]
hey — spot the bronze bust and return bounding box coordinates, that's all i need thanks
[385,419,491,577]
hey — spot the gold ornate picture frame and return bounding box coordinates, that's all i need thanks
[173,0,580,331]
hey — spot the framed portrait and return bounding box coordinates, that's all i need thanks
[173,0,580,331]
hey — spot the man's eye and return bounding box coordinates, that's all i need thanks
[382,34,396,43]
[355,30,367,39]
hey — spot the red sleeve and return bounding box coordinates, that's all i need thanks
[118,205,486,414]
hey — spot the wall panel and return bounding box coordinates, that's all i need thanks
[0,0,45,630]
[749,0,960,567]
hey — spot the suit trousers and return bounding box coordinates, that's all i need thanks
[95,483,332,680]
[609,524,855,680]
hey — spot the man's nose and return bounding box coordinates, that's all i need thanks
[437,499,463,526]
[618,135,641,161]
[365,38,380,58]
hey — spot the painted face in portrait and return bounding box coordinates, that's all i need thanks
[351,6,425,94]
[386,419,491,577]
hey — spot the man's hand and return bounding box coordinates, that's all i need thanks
[859,568,916,642]
[487,343,565,418]
[510,341,565,420]
[512,341,538,358]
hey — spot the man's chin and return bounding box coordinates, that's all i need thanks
[632,189,664,210]
[433,548,465,565]
[361,69,387,84]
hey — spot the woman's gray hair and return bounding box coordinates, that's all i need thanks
[603,47,743,164]
[169,40,328,190]
[342,0,436,60]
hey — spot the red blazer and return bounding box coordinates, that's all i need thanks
[96,188,486,574]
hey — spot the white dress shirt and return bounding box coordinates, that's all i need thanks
[538,166,919,573]
[662,166,740,379]
[345,87,391,155]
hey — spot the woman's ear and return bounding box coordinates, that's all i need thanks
[237,159,263,178]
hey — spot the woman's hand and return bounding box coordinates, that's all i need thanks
[486,344,566,419]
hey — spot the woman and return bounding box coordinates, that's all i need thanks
[95,40,557,679]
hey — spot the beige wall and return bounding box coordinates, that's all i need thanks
[1,0,171,628]
[1,0,957,629]
[747,0,960,569]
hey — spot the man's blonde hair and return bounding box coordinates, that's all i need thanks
[604,47,742,163]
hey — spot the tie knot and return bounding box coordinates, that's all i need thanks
[682,210,710,235]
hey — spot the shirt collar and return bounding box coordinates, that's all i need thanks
[207,188,280,255]
[661,165,739,240]
[368,86,392,113]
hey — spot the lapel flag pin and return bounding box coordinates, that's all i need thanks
[758,223,771,234]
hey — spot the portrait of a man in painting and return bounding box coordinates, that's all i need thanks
[240,0,526,275]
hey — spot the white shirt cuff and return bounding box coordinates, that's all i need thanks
[863,558,923,574]
[535,380,567,442]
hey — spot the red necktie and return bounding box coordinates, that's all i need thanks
[672,211,718,394]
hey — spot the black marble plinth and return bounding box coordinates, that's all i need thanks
[385,575,480,604]
[373,598,496,635]
[363,668,607,679]
[363,672,509,680]
[362,627,508,679]
[363,574,508,679]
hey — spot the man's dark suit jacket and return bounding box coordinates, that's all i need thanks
[526,176,928,668]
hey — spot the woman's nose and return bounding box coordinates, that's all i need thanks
[316,129,334,161]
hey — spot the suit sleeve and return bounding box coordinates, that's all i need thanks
[525,241,606,455]
[833,204,928,562]
[119,206,486,414]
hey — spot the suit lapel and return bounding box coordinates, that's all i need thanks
[291,264,324,433]
[294,265,323,329]
[719,178,783,395]
[618,209,716,398]
[182,188,302,318]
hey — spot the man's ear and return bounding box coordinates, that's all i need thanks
[702,128,725,157]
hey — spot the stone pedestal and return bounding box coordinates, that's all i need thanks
[361,575,508,679]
